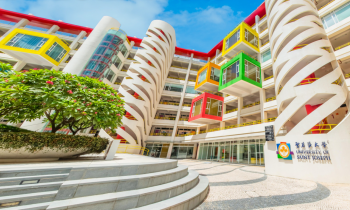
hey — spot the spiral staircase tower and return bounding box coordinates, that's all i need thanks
[265,0,350,182]
[117,20,176,146]
[266,0,348,138]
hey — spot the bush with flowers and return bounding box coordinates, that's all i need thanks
[0,69,125,134]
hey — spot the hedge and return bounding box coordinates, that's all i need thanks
[0,124,32,132]
[0,132,109,154]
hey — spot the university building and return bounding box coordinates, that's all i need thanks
[1,0,350,183]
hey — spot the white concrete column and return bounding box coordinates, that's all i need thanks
[13,60,26,71]
[46,25,60,34]
[255,15,260,34]
[69,31,87,50]
[192,143,198,159]
[196,127,201,134]
[171,53,194,141]
[0,18,29,41]
[260,89,266,121]
[166,143,174,158]
[206,124,209,132]
[237,97,243,124]
[215,49,220,64]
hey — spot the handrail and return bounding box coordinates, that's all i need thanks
[120,69,127,72]
[127,57,135,60]
[298,78,319,85]
[264,75,273,81]
[318,0,335,11]
[176,132,196,137]
[149,133,172,136]
[114,82,121,85]
[182,103,191,107]
[117,145,149,156]
[266,96,276,102]
[308,124,337,133]
[178,118,189,121]
[243,101,260,109]
[159,101,180,106]
[261,41,270,48]
[335,42,350,51]
[154,116,176,120]
[225,108,238,114]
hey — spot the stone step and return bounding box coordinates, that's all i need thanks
[0,169,71,178]
[133,175,209,210]
[0,191,57,208]
[0,182,62,197]
[55,165,189,200]
[0,174,69,187]
[6,170,199,210]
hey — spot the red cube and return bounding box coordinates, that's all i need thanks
[189,92,224,124]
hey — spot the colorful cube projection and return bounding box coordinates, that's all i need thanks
[194,62,221,92]
[222,22,259,59]
[0,28,70,66]
[219,52,261,97]
[189,92,224,124]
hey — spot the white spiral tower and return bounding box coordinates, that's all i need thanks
[266,0,348,138]
[117,20,176,146]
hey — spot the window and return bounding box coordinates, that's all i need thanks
[185,86,200,94]
[164,83,184,92]
[114,56,122,69]
[103,69,116,82]
[210,67,220,82]
[261,50,271,63]
[225,29,240,50]
[245,29,258,48]
[45,42,67,62]
[6,33,48,50]
[192,99,203,117]
[245,60,260,83]
[222,60,239,85]
[322,2,350,29]
[198,68,207,84]
[205,98,222,117]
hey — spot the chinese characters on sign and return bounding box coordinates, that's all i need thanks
[295,141,331,163]
[265,125,274,141]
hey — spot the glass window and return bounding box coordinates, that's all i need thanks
[205,98,222,117]
[6,33,48,50]
[322,13,337,29]
[185,86,200,94]
[225,29,240,50]
[261,50,271,63]
[103,69,116,82]
[198,68,207,84]
[114,56,122,69]
[222,60,239,85]
[249,139,257,165]
[164,83,184,92]
[245,29,258,48]
[210,67,220,82]
[192,99,203,117]
[335,2,350,22]
[45,42,67,62]
[245,60,260,83]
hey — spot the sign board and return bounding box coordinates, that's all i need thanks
[265,125,274,141]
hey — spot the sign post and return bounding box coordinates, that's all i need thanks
[265,125,274,141]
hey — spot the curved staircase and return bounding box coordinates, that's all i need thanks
[0,154,208,210]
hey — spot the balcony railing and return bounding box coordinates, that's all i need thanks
[335,42,350,51]
[171,65,199,71]
[264,75,274,81]
[154,116,176,120]
[182,103,191,107]
[318,0,335,11]
[120,69,127,72]
[167,76,196,82]
[149,133,172,136]
[225,108,238,114]
[159,101,180,106]
[243,101,260,109]
[261,41,270,48]
[345,73,350,79]
[178,118,189,121]
[307,124,337,134]
[266,96,276,102]
[176,132,196,137]
[114,82,121,85]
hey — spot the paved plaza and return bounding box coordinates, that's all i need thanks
[178,160,350,210]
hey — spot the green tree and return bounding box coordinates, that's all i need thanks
[0,62,13,73]
[0,69,125,134]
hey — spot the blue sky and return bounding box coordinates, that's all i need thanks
[1,0,263,52]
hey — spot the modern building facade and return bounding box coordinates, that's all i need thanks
[1,0,350,183]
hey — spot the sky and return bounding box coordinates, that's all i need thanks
[0,0,263,52]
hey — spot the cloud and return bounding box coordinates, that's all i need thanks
[0,0,168,38]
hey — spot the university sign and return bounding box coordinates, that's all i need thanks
[295,141,331,163]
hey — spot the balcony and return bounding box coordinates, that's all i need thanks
[189,92,224,124]
[194,62,221,92]
[0,28,70,66]
[222,22,259,59]
[219,52,262,97]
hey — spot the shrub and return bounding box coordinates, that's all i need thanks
[0,124,32,132]
[0,132,109,154]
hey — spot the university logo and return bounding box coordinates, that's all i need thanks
[276,142,293,160]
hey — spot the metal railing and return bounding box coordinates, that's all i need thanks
[335,42,350,51]
[117,145,149,156]
[266,96,276,102]
[318,0,335,11]
[225,108,238,114]
[261,41,270,48]
[308,124,337,134]
[345,73,350,79]
[149,133,172,136]
[159,101,180,106]
[264,75,273,81]
[243,101,260,109]
[154,116,176,120]
[167,76,196,82]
